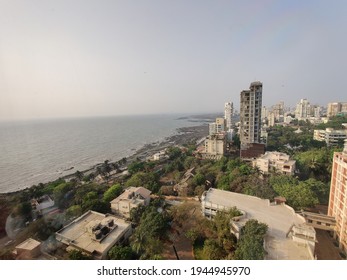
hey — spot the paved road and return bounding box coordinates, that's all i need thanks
[315,229,342,260]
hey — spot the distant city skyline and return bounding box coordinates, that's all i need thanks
[1,0,347,121]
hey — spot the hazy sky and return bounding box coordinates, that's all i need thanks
[1,0,346,120]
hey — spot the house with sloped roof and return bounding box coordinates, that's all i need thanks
[110,187,151,218]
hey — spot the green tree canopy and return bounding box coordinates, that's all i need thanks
[130,203,170,259]
[65,205,82,220]
[128,160,146,174]
[81,191,110,213]
[68,249,93,260]
[270,175,319,210]
[53,182,74,209]
[167,146,182,160]
[234,219,268,260]
[103,184,123,203]
[125,172,160,193]
[294,148,335,182]
[108,245,135,260]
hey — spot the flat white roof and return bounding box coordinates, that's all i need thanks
[260,151,289,159]
[202,188,312,259]
[16,238,41,251]
[56,211,130,256]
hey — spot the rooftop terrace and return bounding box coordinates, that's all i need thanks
[201,189,315,259]
[55,210,131,259]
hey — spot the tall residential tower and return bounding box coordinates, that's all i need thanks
[295,98,311,120]
[239,81,264,158]
[224,102,234,130]
[328,139,347,254]
[240,82,262,146]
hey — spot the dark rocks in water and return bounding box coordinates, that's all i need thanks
[63,167,74,171]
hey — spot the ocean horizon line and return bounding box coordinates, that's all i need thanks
[0,111,222,124]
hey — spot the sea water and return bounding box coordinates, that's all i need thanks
[0,114,200,193]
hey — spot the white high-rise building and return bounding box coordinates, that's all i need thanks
[272,101,285,120]
[261,106,268,122]
[313,106,321,118]
[224,102,233,130]
[295,99,311,120]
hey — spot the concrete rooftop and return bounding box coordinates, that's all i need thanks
[202,188,312,259]
[56,211,131,257]
[16,238,41,251]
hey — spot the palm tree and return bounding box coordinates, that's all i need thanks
[131,230,147,256]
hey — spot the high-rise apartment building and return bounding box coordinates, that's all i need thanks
[328,140,347,254]
[209,117,226,135]
[216,117,226,133]
[327,102,347,118]
[240,81,262,147]
[272,101,285,120]
[313,106,321,118]
[224,102,233,130]
[239,81,264,159]
[261,106,269,122]
[295,99,311,120]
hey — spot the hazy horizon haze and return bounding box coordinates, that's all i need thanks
[1,0,346,121]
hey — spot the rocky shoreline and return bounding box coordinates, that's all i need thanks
[128,124,208,161]
[1,123,208,196]
[88,123,208,176]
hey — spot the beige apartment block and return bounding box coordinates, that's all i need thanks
[327,102,347,118]
[209,118,226,135]
[110,187,151,218]
[201,188,316,260]
[328,140,347,254]
[215,117,226,133]
[295,98,311,120]
[203,133,226,160]
[55,210,132,259]
[253,151,296,175]
[314,128,347,146]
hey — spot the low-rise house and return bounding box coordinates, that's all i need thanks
[174,167,196,196]
[14,238,41,259]
[151,150,168,161]
[201,188,316,260]
[94,174,106,184]
[31,195,56,216]
[55,210,132,259]
[294,127,303,134]
[110,187,151,218]
[253,151,296,175]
